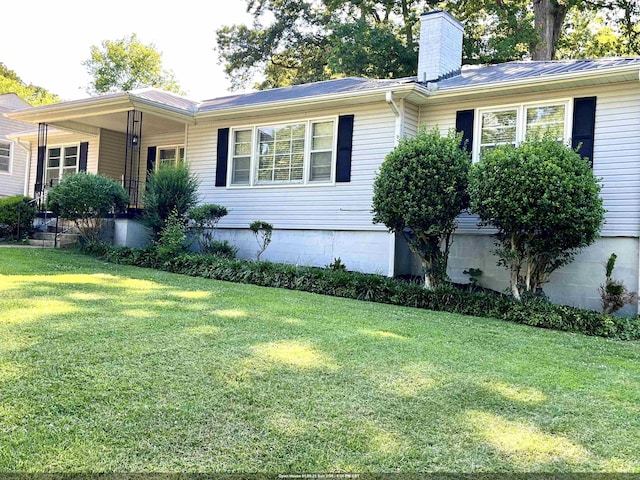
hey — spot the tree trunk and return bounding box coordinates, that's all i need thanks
[531,0,569,60]
[400,0,413,47]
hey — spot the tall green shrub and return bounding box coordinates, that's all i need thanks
[0,195,36,239]
[143,163,199,239]
[372,127,471,288]
[47,173,129,243]
[469,134,605,300]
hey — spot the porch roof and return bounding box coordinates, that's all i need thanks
[5,89,197,137]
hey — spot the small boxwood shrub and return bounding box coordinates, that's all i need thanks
[81,244,640,340]
[0,195,36,239]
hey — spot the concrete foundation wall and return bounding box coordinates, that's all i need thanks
[214,228,392,275]
[113,219,151,248]
[397,233,639,314]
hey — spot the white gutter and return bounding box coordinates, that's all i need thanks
[384,90,407,279]
[195,83,418,119]
[385,90,405,145]
[15,138,31,197]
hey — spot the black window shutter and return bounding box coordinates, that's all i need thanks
[455,109,474,154]
[572,97,597,167]
[336,115,354,183]
[216,128,229,187]
[35,145,45,193]
[146,146,157,173]
[78,142,89,172]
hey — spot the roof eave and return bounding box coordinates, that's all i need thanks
[6,92,196,125]
[195,83,419,119]
[428,64,640,99]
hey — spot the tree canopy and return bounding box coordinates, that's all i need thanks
[83,34,183,95]
[0,63,59,105]
[216,0,640,90]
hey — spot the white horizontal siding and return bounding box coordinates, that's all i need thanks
[420,82,640,237]
[0,112,29,197]
[188,103,396,231]
[404,101,419,139]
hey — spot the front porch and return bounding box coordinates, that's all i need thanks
[7,89,197,212]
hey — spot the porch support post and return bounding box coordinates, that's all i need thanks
[124,110,143,209]
[34,123,48,208]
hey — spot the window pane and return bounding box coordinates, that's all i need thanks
[310,151,332,181]
[480,110,517,147]
[0,142,10,157]
[256,123,306,184]
[312,121,334,150]
[0,142,10,172]
[235,130,253,156]
[526,104,565,139]
[178,147,185,162]
[231,156,250,185]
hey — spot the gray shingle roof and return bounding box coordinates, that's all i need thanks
[130,89,199,112]
[435,57,640,90]
[195,57,640,113]
[198,77,414,112]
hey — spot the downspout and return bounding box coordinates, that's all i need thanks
[385,90,405,278]
[16,138,31,197]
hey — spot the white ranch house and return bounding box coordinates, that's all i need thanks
[6,11,640,313]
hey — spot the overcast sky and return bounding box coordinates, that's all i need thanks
[2,0,253,101]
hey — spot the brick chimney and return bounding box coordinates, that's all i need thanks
[417,10,463,83]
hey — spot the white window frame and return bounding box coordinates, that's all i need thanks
[45,143,80,186]
[0,140,12,175]
[473,99,573,163]
[156,145,185,170]
[227,116,338,188]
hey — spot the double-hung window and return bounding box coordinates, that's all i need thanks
[475,100,571,161]
[156,145,185,170]
[0,141,11,173]
[45,144,79,186]
[229,118,337,187]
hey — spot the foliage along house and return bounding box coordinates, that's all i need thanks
[5,10,640,312]
[0,93,31,197]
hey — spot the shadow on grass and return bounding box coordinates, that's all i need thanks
[0,257,639,471]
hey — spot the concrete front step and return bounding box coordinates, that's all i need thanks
[29,233,81,248]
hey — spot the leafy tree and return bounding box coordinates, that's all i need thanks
[469,134,605,300]
[143,163,199,239]
[47,173,129,243]
[372,127,471,288]
[216,0,638,90]
[0,63,59,105]
[83,34,183,95]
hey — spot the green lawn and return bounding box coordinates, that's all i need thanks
[0,248,639,473]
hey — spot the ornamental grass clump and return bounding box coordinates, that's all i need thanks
[469,133,605,300]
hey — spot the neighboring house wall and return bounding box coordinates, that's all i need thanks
[0,95,31,197]
[0,113,28,197]
[407,81,640,312]
[187,102,397,274]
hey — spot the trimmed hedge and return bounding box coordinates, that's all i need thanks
[82,243,640,340]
